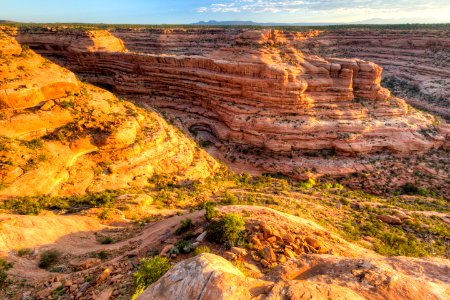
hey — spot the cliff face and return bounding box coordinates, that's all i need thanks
[298,29,450,120]
[14,27,448,178]
[0,31,218,198]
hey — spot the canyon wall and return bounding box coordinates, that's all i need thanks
[298,28,450,120]
[14,27,449,177]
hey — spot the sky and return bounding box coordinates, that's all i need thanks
[1,0,449,24]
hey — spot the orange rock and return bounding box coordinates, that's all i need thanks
[96,268,112,285]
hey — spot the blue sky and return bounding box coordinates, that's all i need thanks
[1,0,449,24]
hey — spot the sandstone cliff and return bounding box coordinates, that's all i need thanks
[298,28,450,120]
[12,26,449,179]
[0,31,218,198]
[14,29,445,161]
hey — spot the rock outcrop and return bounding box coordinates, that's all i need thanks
[0,31,218,198]
[12,26,449,178]
[298,28,450,120]
[139,253,450,300]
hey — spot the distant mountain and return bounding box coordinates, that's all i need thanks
[192,20,340,26]
[0,20,14,23]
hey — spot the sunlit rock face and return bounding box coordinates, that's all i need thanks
[15,27,449,178]
[295,28,450,120]
[0,29,218,198]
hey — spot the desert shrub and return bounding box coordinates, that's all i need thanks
[223,192,237,205]
[0,259,12,289]
[206,213,245,247]
[175,218,193,235]
[193,246,211,256]
[17,248,33,256]
[400,183,428,196]
[1,190,119,215]
[98,208,112,220]
[96,250,109,260]
[132,256,172,299]
[39,249,61,269]
[21,138,43,150]
[297,178,316,189]
[204,202,219,221]
[174,240,193,254]
[3,197,43,215]
[99,236,114,244]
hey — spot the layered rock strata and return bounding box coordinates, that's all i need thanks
[298,28,450,120]
[0,31,218,198]
[14,27,449,177]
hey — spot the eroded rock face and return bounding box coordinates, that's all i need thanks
[298,28,450,120]
[0,32,218,198]
[13,27,449,178]
[139,253,450,300]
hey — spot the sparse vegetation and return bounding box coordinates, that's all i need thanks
[38,249,61,269]
[21,138,43,150]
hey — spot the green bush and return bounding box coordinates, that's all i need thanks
[174,240,193,254]
[39,249,61,269]
[132,256,172,299]
[175,218,194,235]
[0,259,12,289]
[400,183,428,196]
[193,246,211,256]
[206,213,245,247]
[204,203,219,221]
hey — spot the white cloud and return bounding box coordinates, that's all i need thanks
[196,0,450,14]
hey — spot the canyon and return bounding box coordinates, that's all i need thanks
[13,26,449,183]
[0,25,449,300]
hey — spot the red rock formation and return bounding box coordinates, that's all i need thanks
[14,27,449,177]
[0,31,218,198]
[298,28,450,119]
